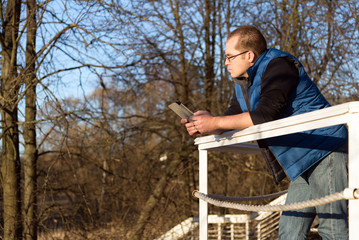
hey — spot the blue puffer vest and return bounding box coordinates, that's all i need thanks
[234,48,348,181]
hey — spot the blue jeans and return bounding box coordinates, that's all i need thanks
[279,144,348,240]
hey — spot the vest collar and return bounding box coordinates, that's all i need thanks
[247,48,270,81]
[233,77,251,88]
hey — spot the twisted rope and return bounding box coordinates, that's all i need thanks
[205,190,288,202]
[193,188,359,212]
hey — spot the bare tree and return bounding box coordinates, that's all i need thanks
[23,0,38,239]
[1,0,141,238]
[0,1,22,239]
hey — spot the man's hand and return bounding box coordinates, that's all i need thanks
[181,111,254,136]
[181,111,220,136]
[181,118,200,136]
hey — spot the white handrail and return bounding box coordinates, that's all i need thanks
[194,101,359,240]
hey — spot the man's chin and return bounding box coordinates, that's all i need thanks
[231,73,241,78]
[231,73,248,78]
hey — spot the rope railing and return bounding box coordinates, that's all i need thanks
[193,188,359,212]
[203,190,288,202]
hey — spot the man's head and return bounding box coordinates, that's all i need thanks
[228,26,267,56]
[225,26,267,78]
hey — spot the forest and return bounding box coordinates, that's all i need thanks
[0,0,358,239]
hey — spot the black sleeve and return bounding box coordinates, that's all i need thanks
[250,56,299,125]
[224,90,243,116]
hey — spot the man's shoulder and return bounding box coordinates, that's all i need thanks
[268,55,299,69]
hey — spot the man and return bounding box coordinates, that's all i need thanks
[181,26,348,239]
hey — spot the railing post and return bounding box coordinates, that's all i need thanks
[231,223,234,240]
[245,221,249,240]
[348,116,359,240]
[217,223,221,240]
[199,150,208,240]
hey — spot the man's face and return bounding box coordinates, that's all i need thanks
[225,36,253,78]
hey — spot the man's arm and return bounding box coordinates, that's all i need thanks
[182,111,253,136]
[182,57,299,136]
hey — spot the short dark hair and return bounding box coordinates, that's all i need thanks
[228,26,267,56]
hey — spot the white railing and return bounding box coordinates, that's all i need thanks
[194,101,359,240]
[156,195,287,240]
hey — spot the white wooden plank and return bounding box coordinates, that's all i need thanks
[348,116,359,240]
[199,150,208,240]
[195,102,359,144]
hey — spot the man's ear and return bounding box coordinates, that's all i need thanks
[248,51,256,63]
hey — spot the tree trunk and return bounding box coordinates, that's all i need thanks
[204,0,216,112]
[0,1,22,239]
[23,0,38,239]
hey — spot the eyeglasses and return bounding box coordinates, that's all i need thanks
[225,51,249,63]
